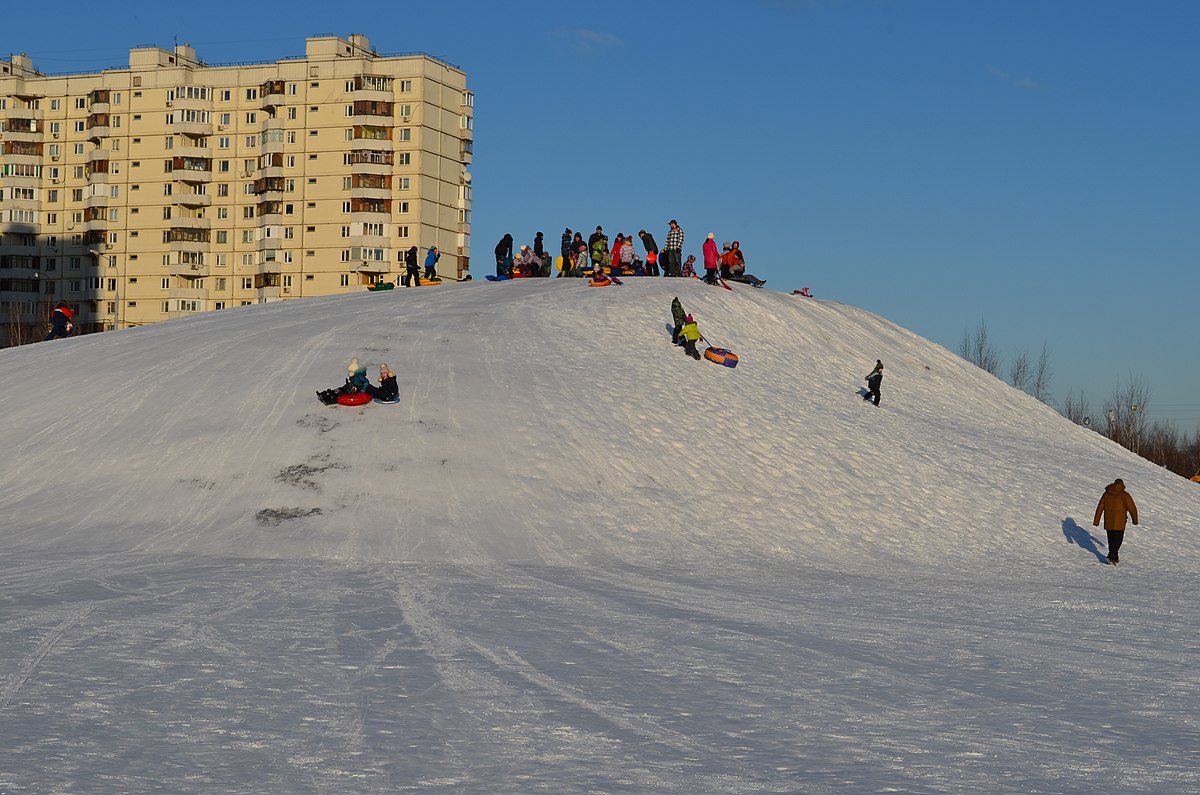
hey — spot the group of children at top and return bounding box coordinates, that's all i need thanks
[492,222,766,288]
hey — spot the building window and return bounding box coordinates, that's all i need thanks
[340,274,350,287]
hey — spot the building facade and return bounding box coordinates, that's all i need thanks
[0,34,473,342]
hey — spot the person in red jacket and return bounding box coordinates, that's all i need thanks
[702,233,720,285]
[44,301,74,341]
[1093,478,1139,565]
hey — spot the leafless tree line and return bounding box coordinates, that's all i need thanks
[960,321,1200,479]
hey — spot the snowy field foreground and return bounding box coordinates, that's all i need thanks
[1,279,1198,793]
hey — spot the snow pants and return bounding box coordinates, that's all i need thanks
[1106,529,1124,561]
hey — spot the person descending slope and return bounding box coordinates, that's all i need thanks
[863,360,884,406]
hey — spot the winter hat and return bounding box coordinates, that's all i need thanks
[348,357,361,375]
[707,232,715,239]
[722,242,731,250]
[685,314,694,322]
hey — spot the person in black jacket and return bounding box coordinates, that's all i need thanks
[494,234,514,277]
[365,363,399,402]
[587,226,604,268]
[559,228,572,277]
[638,230,659,277]
[863,360,884,406]
[403,246,420,287]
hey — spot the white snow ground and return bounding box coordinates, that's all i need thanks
[1,279,1198,794]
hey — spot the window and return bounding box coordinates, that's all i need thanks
[287,107,297,120]
[220,90,231,102]
[245,88,258,101]
[398,104,412,118]
[460,115,473,131]
[341,225,351,237]
[216,231,228,244]
[397,177,410,190]
[218,137,230,150]
[340,274,350,287]
[397,201,409,214]
[241,277,253,289]
[396,152,411,166]
[243,230,255,243]
[217,184,229,197]
[162,277,171,289]
[397,127,411,142]
[397,225,410,238]
[398,80,412,93]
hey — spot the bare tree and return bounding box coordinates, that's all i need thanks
[958,319,1000,375]
[1030,343,1052,403]
[1061,389,1094,429]
[1102,378,1151,455]
[1009,351,1030,392]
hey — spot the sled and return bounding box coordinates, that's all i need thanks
[703,347,739,368]
[367,282,395,291]
[418,278,443,286]
[485,274,512,282]
[337,392,373,406]
[588,277,612,287]
[792,288,813,297]
[373,396,402,405]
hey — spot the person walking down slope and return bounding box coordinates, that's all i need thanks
[44,301,74,341]
[1093,478,1139,565]
[863,360,884,406]
[670,296,687,345]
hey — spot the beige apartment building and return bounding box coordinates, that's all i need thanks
[0,33,473,343]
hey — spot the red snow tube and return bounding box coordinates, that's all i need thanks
[703,347,739,368]
[337,392,372,406]
[588,277,612,287]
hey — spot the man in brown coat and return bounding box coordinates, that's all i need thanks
[1093,478,1139,565]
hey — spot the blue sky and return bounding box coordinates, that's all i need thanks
[8,0,1198,429]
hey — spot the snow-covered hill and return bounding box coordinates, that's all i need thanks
[2,280,1197,793]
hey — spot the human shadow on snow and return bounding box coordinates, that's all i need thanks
[1062,517,1108,565]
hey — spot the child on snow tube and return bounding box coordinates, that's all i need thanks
[317,357,372,405]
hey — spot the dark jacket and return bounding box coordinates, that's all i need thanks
[671,297,686,326]
[533,233,545,257]
[1094,482,1138,531]
[405,247,419,270]
[495,235,513,261]
[639,231,659,255]
[367,374,399,401]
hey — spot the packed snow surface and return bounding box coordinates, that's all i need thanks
[1,279,1197,793]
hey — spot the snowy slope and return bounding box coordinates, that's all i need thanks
[1,280,1198,793]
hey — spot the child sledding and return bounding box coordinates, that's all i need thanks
[317,359,399,406]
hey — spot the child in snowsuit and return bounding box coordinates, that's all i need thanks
[424,247,440,281]
[317,357,371,404]
[681,315,702,360]
[681,255,697,279]
[670,297,686,346]
[44,301,74,341]
[864,360,884,406]
[1093,478,1138,565]
[364,363,399,402]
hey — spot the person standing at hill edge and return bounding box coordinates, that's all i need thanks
[863,360,884,406]
[1094,478,1139,565]
[664,220,684,277]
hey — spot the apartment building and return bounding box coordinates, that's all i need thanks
[0,33,473,342]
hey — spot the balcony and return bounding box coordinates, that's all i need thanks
[172,156,213,183]
[2,141,43,157]
[169,261,210,278]
[172,119,213,138]
[174,192,212,208]
[259,80,286,109]
[354,259,394,276]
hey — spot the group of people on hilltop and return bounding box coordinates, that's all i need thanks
[492,221,765,287]
[398,246,442,287]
